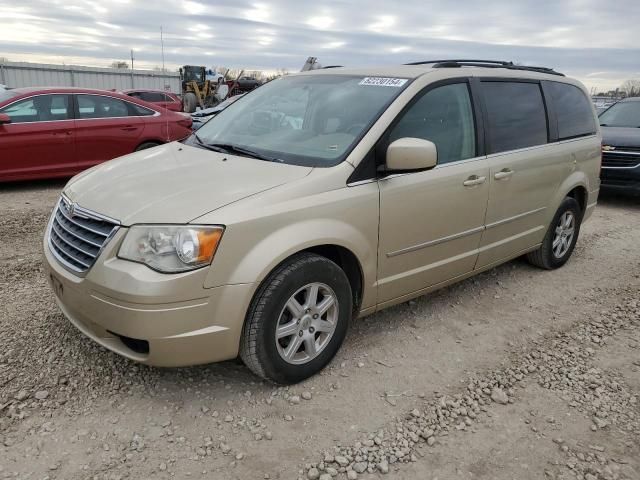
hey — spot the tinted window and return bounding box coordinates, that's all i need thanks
[140,92,166,102]
[129,103,155,116]
[547,82,596,139]
[197,75,409,167]
[598,101,640,128]
[482,82,548,153]
[1,94,71,123]
[77,95,129,119]
[388,83,476,164]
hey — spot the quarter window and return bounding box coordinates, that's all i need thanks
[77,95,129,119]
[0,95,71,123]
[547,82,596,139]
[482,82,548,153]
[388,83,476,164]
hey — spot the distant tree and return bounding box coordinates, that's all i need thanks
[620,79,640,97]
[110,61,129,69]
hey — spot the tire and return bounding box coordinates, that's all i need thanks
[526,197,582,270]
[135,142,160,152]
[183,92,197,113]
[240,253,352,384]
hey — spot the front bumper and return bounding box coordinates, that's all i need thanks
[600,164,640,195]
[43,229,255,367]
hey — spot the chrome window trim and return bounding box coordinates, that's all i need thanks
[75,93,161,119]
[0,92,160,125]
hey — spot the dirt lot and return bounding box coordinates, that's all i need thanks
[0,181,638,480]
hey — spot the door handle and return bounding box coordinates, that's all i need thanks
[121,126,138,131]
[494,168,514,180]
[463,175,486,187]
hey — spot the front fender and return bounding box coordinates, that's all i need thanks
[202,182,380,310]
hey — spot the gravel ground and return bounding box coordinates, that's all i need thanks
[0,181,638,480]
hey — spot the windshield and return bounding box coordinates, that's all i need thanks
[194,74,410,166]
[599,101,640,128]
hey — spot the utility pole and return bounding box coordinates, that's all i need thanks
[160,26,165,74]
[130,49,135,88]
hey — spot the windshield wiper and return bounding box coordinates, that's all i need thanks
[192,133,223,153]
[204,142,282,163]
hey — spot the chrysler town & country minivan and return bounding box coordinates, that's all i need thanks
[43,60,601,383]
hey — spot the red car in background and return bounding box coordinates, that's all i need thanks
[0,87,192,182]
[121,89,183,112]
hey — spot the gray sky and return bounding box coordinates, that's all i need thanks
[1,0,639,91]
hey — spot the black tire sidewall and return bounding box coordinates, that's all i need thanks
[544,197,582,268]
[253,256,352,384]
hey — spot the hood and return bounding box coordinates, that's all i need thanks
[600,126,640,148]
[64,142,312,225]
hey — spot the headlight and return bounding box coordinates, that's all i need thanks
[118,225,224,273]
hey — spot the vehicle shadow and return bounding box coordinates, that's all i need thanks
[0,178,68,193]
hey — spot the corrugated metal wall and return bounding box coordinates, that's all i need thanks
[0,61,181,93]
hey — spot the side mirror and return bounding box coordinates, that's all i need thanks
[386,137,437,171]
[0,113,11,125]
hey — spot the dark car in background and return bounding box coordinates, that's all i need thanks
[0,87,192,182]
[122,89,183,112]
[599,98,640,195]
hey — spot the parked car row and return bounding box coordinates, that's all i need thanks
[0,87,192,181]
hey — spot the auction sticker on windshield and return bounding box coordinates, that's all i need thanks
[359,77,408,87]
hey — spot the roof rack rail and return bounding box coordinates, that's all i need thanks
[404,59,565,77]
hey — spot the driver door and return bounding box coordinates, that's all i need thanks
[377,81,490,305]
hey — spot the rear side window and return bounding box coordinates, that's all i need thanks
[388,83,476,164]
[482,82,548,153]
[1,94,71,123]
[140,92,166,102]
[547,82,596,139]
[129,103,155,116]
[77,95,129,119]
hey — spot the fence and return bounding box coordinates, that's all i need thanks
[0,61,181,93]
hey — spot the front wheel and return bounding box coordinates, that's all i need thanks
[240,253,352,384]
[526,197,582,269]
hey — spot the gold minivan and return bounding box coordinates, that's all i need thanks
[43,60,601,383]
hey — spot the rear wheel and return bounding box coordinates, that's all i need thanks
[526,197,582,269]
[240,253,352,384]
[183,92,197,113]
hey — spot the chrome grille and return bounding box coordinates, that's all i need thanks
[47,197,119,274]
[602,149,640,168]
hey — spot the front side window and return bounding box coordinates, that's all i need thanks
[77,95,129,119]
[388,83,476,164]
[547,82,596,139]
[599,101,640,128]
[195,74,410,167]
[482,81,548,153]
[1,94,71,123]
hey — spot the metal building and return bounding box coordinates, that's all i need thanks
[0,61,181,93]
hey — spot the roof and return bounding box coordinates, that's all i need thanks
[294,61,571,82]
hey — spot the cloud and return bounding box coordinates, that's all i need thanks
[0,0,638,90]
